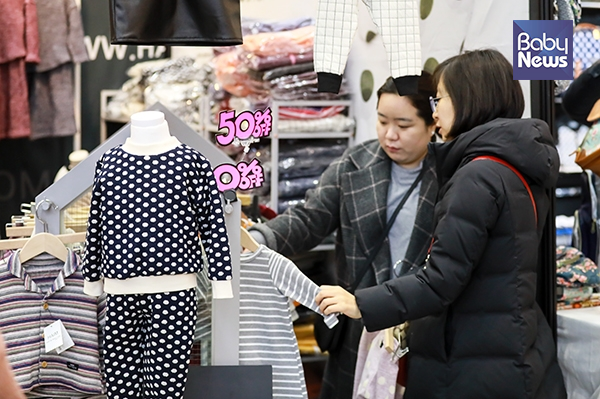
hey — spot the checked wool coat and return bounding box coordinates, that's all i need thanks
[251,139,438,399]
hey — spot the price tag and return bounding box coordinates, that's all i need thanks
[44,320,74,354]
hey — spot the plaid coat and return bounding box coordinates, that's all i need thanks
[252,139,438,399]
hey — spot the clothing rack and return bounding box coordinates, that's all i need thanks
[31,103,243,366]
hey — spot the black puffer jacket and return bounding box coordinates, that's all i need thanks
[356,118,567,399]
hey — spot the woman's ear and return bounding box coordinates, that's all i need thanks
[428,124,437,136]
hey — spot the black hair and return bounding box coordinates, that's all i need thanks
[377,72,436,126]
[432,49,525,139]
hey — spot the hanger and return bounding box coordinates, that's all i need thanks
[18,232,70,263]
[0,232,87,252]
[1,199,85,262]
[240,227,260,252]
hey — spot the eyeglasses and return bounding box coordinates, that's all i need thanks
[429,95,448,113]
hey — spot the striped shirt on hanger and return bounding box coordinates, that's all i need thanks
[239,245,337,399]
[0,250,105,397]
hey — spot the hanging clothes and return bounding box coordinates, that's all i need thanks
[313,0,421,95]
[0,250,105,397]
[28,0,88,140]
[239,245,338,399]
[108,0,242,46]
[0,0,40,140]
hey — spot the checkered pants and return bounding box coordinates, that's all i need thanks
[314,0,422,93]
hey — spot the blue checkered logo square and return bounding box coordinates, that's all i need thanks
[513,20,573,80]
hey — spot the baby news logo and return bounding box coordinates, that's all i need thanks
[513,20,573,80]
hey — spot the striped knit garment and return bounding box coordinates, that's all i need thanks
[239,245,338,399]
[0,250,105,397]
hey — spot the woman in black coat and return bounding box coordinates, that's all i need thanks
[317,49,567,399]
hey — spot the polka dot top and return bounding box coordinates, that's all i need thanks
[82,144,232,282]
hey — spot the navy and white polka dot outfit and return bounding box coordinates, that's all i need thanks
[103,289,198,399]
[83,144,232,282]
[82,143,232,398]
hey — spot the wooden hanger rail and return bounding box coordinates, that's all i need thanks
[0,232,86,252]
[240,227,260,252]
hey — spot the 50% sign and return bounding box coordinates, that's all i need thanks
[215,108,272,149]
[214,158,265,192]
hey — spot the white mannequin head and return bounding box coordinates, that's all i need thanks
[129,111,172,145]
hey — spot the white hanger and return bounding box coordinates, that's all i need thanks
[19,232,69,263]
[0,232,86,252]
[8,200,83,263]
[241,227,260,252]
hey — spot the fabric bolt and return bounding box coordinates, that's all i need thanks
[244,51,314,71]
[314,0,421,94]
[556,245,600,288]
[280,141,349,159]
[279,105,346,120]
[279,153,345,180]
[103,289,197,399]
[28,63,78,139]
[0,251,105,397]
[262,63,316,82]
[242,26,314,57]
[278,176,320,199]
[82,144,233,289]
[277,114,355,133]
[278,197,306,214]
[242,17,314,36]
[250,140,438,399]
[238,245,338,399]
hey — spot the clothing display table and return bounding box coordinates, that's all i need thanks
[557,307,600,399]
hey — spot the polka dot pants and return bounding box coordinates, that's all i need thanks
[104,289,198,399]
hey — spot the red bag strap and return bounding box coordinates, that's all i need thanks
[472,155,537,225]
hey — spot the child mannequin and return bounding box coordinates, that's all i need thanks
[83,111,232,398]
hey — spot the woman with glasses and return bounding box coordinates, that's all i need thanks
[249,73,438,399]
[317,49,567,399]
